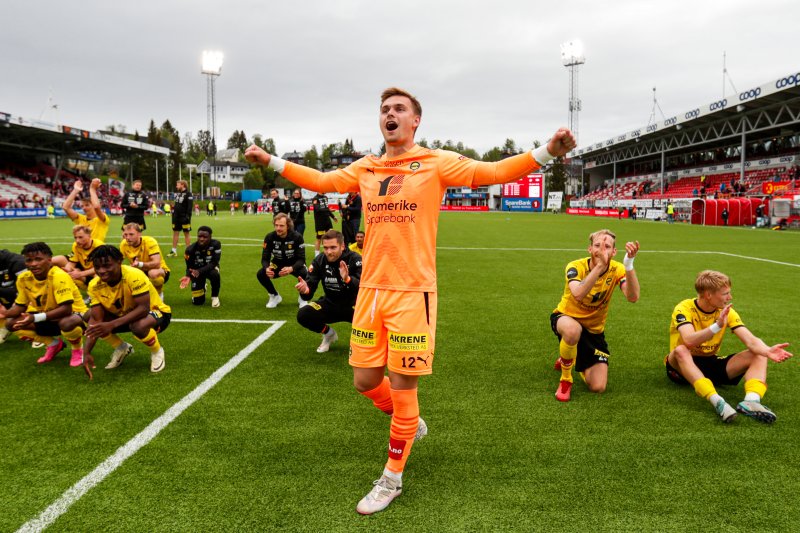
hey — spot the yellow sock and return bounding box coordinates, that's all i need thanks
[137,329,161,354]
[62,326,83,349]
[693,377,717,400]
[101,334,124,349]
[744,378,767,400]
[559,339,577,383]
[15,329,53,345]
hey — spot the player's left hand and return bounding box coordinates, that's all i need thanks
[625,241,640,258]
[546,128,577,157]
[279,266,293,277]
[86,322,113,339]
[766,343,793,363]
[179,276,190,289]
[91,178,102,190]
[339,260,349,280]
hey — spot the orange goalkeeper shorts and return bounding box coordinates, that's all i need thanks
[349,288,437,376]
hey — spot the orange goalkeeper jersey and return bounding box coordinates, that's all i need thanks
[282,145,542,291]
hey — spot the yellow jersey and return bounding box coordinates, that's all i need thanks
[553,258,627,334]
[88,265,171,316]
[348,242,364,255]
[669,298,744,356]
[14,266,88,314]
[120,236,169,273]
[74,213,110,242]
[68,239,104,269]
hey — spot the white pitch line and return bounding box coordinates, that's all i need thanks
[16,320,286,533]
[172,319,274,324]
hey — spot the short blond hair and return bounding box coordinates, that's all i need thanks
[588,229,616,245]
[72,224,91,236]
[381,87,422,117]
[122,222,142,233]
[695,270,731,294]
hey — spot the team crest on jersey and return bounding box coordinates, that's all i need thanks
[409,161,420,171]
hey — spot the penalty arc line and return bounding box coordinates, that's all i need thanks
[16,320,286,533]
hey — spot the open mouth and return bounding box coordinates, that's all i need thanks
[386,121,398,131]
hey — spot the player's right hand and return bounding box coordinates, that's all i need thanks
[73,180,84,192]
[244,145,271,165]
[83,353,95,380]
[179,276,190,289]
[716,304,731,327]
[295,276,309,295]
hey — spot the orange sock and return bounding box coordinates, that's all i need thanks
[361,376,394,415]
[386,388,419,474]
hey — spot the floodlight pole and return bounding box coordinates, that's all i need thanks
[562,41,585,197]
[202,50,223,200]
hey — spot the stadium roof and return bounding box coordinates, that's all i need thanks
[574,70,800,162]
[0,111,171,159]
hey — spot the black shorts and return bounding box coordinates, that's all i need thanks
[33,312,86,336]
[314,220,333,236]
[111,311,172,335]
[172,218,191,232]
[665,353,743,386]
[550,312,610,372]
[123,215,146,231]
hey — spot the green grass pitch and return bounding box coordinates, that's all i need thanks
[1,212,798,531]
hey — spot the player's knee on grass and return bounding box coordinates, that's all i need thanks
[297,304,324,333]
[191,293,206,305]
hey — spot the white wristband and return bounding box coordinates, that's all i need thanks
[623,254,635,271]
[267,155,286,174]
[709,323,722,334]
[531,145,555,166]
[34,313,47,323]
[137,261,144,268]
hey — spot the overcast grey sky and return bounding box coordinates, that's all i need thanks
[1,0,797,155]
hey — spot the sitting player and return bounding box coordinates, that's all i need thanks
[82,245,171,375]
[0,248,27,343]
[64,225,104,291]
[120,223,170,297]
[179,226,222,307]
[295,230,361,352]
[551,229,640,401]
[665,270,792,423]
[257,213,308,308]
[4,242,87,366]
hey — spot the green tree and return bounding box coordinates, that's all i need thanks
[547,157,568,193]
[243,168,264,190]
[303,145,321,170]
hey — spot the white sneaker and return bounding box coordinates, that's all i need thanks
[266,294,282,309]
[298,295,309,308]
[415,416,428,441]
[736,400,776,424]
[32,341,45,349]
[356,475,402,515]
[316,328,338,353]
[0,327,10,344]
[150,347,165,373]
[715,398,737,423]
[211,296,221,308]
[105,342,133,369]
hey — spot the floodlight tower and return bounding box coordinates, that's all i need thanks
[202,50,224,194]
[561,40,585,196]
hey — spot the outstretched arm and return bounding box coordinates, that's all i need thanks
[63,181,82,220]
[89,179,106,222]
[733,327,793,363]
[620,241,640,303]
[245,145,355,194]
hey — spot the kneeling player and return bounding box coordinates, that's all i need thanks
[82,245,171,376]
[295,230,361,352]
[120,223,170,296]
[4,242,87,366]
[179,226,222,307]
[0,248,27,343]
[551,229,640,401]
[665,270,792,423]
[257,213,308,308]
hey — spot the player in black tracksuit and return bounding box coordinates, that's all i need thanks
[311,193,337,256]
[270,189,290,216]
[257,213,308,308]
[289,188,307,236]
[296,230,361,352]
[181,226,222,306]
[170,180,193,256]
[0,249,27,342]
[121,180,149,230]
